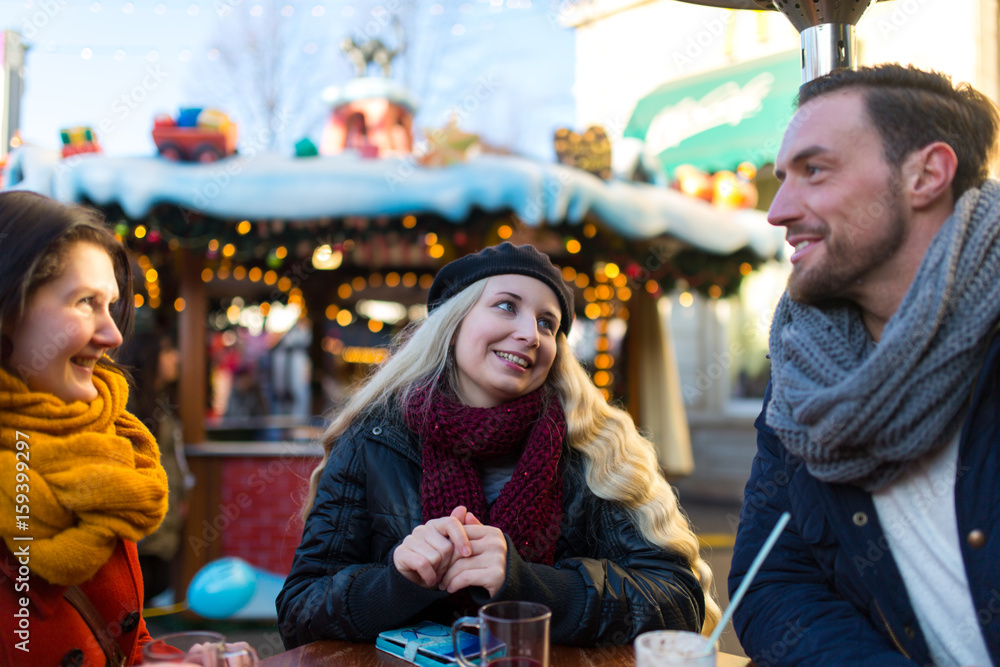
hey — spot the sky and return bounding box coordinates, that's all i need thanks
[0,0,576,160]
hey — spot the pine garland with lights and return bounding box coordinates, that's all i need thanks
[88,198,770,403]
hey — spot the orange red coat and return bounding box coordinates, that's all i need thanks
[1,539,151,666]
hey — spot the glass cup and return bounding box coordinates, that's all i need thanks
[634,630,716,667]
[141,631,259,667]
[451,601,551,667]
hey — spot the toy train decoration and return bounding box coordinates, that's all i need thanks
[152,108,238,163]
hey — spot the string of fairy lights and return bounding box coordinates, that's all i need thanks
[112,207,764,401]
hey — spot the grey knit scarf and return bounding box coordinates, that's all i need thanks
[766,180,1000,491]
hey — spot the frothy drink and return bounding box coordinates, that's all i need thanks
[634,630,716,667]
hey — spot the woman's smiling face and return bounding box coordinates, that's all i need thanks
[451,274,561,408]
[7,242,123,403]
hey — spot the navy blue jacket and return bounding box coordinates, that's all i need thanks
[729,331,1000,667]
[277,408,705,649]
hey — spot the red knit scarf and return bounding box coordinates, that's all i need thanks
[404,383,566,565]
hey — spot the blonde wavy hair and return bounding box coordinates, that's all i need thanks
[302,277,721,635]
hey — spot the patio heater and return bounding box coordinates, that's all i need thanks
[669,0,892,82]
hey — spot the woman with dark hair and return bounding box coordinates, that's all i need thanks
[0,191,169,665]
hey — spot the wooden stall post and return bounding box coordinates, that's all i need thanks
[178,248,206,445]
[176,247,216,607]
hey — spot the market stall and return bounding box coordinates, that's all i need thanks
[4,105,782,592]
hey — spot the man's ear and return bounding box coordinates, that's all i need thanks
[904,141,958,209]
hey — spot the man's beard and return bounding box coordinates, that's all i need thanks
[788,188,907,305]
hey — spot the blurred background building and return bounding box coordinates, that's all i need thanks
[0,28,25,162]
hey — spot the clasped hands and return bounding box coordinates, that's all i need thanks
[392,506,508,597]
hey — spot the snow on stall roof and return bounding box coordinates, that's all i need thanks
[321,77,420,111]
[3,147,784,258]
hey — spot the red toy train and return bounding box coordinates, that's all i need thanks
[152,108,238,162]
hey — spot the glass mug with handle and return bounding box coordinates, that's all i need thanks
[141,631,259,667]
[451,601,551,667]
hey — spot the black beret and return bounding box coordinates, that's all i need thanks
[427,243,575,337]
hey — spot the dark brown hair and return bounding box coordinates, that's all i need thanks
[0,191,134,371]
[798,64,1000,201]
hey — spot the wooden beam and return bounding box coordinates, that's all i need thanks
[178,248,206,445]
[176,456,223,617]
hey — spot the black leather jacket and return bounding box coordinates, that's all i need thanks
[276,409,705,648]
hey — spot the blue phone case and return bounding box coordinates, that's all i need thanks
[376,620,504,666]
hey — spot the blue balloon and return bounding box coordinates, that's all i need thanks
[186,557,258,619]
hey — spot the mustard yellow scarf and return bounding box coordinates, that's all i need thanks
[0,363,168,586]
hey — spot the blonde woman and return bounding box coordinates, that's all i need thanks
[277,243,720,648]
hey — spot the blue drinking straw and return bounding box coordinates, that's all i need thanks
[706,511,792,647]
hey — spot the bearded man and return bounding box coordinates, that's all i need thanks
[730,64,1000,666]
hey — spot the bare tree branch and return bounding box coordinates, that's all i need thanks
[188,0,343,152]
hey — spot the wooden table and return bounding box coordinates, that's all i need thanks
[261,640,751,666]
